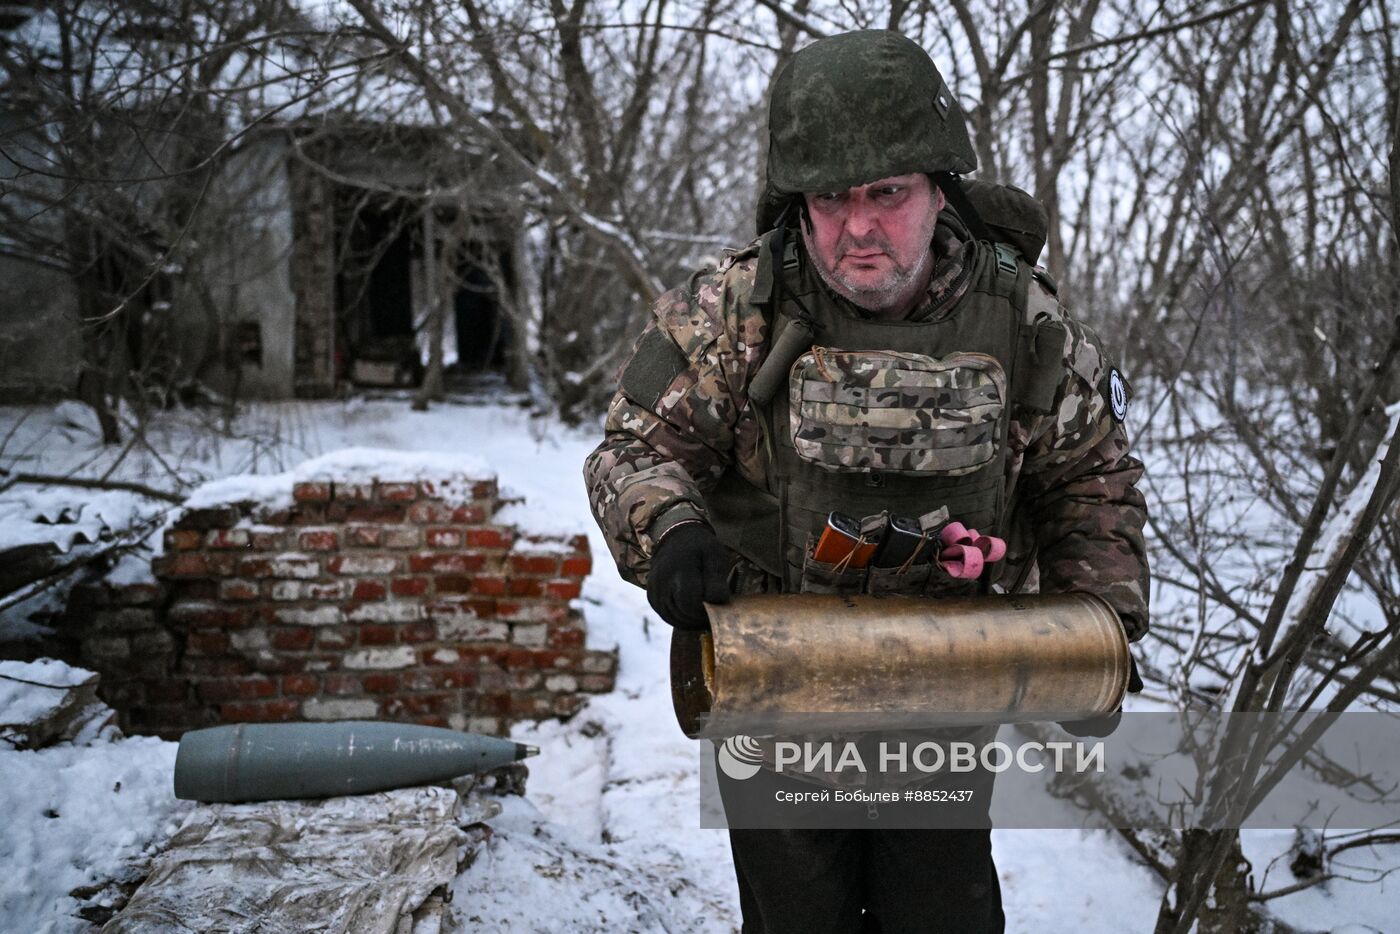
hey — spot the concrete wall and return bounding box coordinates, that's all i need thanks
[0,256,81,401]
[176,134,299,399]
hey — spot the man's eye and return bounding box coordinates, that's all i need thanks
[876,187,904,198]
[815,192,841,202]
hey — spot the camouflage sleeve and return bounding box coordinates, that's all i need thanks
[1017,315,1151,642]
[582,255,766,586]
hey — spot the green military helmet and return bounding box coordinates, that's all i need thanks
[760,30,976,231]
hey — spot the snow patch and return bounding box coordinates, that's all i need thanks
[180,446,497,514]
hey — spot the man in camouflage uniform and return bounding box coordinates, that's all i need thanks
[584,29,1148,934]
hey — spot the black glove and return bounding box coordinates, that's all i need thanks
[646,522,735,630]
[1058,654,1142,738]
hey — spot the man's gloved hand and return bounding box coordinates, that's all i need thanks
[1057,654,1143,738]
[646,522,735,631]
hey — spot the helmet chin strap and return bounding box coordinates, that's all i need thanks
[933,173,994,244]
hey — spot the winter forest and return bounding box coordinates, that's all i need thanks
[1,0,1398,932]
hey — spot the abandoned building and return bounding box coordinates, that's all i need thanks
[0,118,529,403]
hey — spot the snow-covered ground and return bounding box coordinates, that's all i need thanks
[1,397,1395,932]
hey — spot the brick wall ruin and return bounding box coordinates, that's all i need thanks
[58,464,615,738]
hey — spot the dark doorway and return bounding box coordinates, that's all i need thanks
[362,211,413,339]
[335,193,421,387]
[452,249,513,373]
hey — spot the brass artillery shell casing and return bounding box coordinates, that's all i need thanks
[670,593,1130,738]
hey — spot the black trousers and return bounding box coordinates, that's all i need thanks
[714,735,1004,934]
[727,827,1004,934]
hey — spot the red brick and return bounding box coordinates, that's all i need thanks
[287,504,328,525]
[425,528,463,548]
[530,649,578,669]
[436,575,472,595]
[403,669,447,691]
[271,628,315,651]
[299,530,339,551]
[346,525,383,547]
[219,579,261,602]
[425,599,483,621]
[391,577,429,597]
[508,578,543,597]
[423,647,462,666]
[510,670,542,690]
[186,631,229,655]
[503,649,538,671]
[498,602,569,624]
[240,555,321,580]
[324,674,363,695]
[402,621,436,643]
[352,579,388,601]
[363,673,401,693]
[443,669,477,689]
[221,699,299,723]
[403,669,473,691]
[234,677,278,699]
[408,502,451,524]
[347,603,420,624]
[250,530,287,550]
[453,504,488,523]
[383,527,420,549]
[576,673,614,692]
[469,575,507,596]
[455,646,508,667]
[547,626,586,649]
[377,482,419,503]
[164,529,203,551]
[465,528,513,550]
[509,693,552,717]
[471,479,498,500]
[408,552,484,574]
[359,624,397,645]
[328,554,400,576]
[206,529,251,549]
[475,693,512,716]
[293,482,332,503]
[383,693,452,716]
[154,553,210,579]
[340,504,406,524]
[282,674,319,696]
[414,715,450,728]
[335,482,373,502]
[169,602,246,629]
[252,654,307,676]
[561,557,593,578]
[510,553,561,576]
[552,694,585,717]
[545,579,583,601]
[318,627,354,650]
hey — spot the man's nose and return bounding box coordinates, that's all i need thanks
[843,194,879,240]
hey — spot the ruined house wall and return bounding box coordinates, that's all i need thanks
[60,467,614,738]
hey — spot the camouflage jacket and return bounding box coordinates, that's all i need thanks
[584,227,1150,641]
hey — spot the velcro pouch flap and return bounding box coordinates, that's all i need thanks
[789,347,1007,476]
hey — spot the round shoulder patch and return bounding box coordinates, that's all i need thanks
[1107,368,1128,423]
